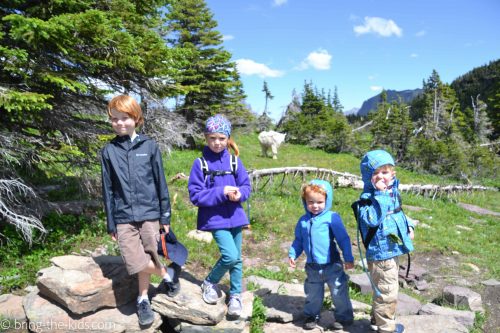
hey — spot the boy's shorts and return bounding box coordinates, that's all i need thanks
[116,220,162,275]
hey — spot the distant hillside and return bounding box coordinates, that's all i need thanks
[357,89,423,116]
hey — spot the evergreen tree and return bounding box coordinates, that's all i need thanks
[262,80,274,116]
[166,0,249,123]
[0,0,181,179]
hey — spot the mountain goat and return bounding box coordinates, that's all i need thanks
[258,131,286,159]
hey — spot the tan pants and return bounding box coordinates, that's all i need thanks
[368,257,399,333]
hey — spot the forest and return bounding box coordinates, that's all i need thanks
[0,1,499,246]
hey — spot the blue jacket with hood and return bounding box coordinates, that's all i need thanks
[358,150,414,261]
[288,180,354,265]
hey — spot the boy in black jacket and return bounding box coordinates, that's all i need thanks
[101,95,179,326]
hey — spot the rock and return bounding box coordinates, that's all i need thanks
[36,255,137,314]
[396,293,422,315]
[349,273,373,295]
[167,292,254,332]
[187,229,213,243]
[418,303,475,328]
[443,285,484,312]
[152,277,227,325]
[0,294,28,332]
[481,279,500,286]
[398,314,468,333]
[23,287,162,333]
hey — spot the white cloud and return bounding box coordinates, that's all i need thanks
[272,0,288,7]
[370,85,383,92]
[235,59,284,78]
[368,75,376,81]
[297,49,332,71]
[354,17,402,37]
[410,53,419,58]
[415,30,426,37]
[222,34,234,41]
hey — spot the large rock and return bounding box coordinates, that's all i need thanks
[152,277,227,325]
[36,255,137,314]
[443,285,484,312]
[419,303,475,328]
[398,314,469,333]
[396,293,422,315]
[0,294,28,332]
[23,288,161,333]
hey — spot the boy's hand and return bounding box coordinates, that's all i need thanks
[409,227,415,240]
[288,257,296,268]
[163,224,170,234]
[110,232,117,242]
[344,262,354,270]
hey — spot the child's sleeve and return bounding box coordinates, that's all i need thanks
[235,158,251,203]
[331,214,354,263]
[288,220,304,260]
[188,159,228,207]
[100,148,116,234]
[152,143,171,226]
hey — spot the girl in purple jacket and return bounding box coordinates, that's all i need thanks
[188,114,251,318]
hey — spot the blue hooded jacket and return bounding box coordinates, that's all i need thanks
[289,180,354,264]
[358,150,414,261]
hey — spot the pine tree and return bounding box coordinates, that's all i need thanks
[166,0,249,123]
[262,81,274,116]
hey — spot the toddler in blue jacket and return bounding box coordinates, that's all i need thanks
[357,150,415,333]
[288,180,354,330]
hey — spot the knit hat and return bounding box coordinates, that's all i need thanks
[205,114,231,138]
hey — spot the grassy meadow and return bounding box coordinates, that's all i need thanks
[1,130,499,294]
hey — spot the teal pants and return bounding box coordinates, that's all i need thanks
[206,227,243,295]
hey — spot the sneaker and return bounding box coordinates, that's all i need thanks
[380,323,405,333]
[332,320,353,330]
[303,316,319,330]
[227,294,242,318]
[158,280,180,297]
[137,299,154,326]
[201,280,222,304]
[370,317,378,331]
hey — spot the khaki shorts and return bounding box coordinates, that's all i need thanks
[116,220,162,275]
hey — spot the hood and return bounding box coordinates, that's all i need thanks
[302,179,333,218]
[360,150,395,192]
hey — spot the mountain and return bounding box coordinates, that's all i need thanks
[344,107,359,115]
[357,89,423,116]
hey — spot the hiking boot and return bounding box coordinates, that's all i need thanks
[331,320,353,330]
[201,280,222,304]
[370,317,378,331]
[380,323,405,333]
[137,299,154,326]
[303,316,319,330]
[227,294,242,318]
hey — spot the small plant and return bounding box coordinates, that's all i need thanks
[250,295,267,333]
[469,311,486,333]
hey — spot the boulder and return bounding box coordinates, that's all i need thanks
[23,288,161,333]
[36,255,137,314]
[152,277,227,325]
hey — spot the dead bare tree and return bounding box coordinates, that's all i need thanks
[248,167,497,198]
[0,179,46,245]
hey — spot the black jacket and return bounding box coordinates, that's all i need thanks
[101,134,171,234]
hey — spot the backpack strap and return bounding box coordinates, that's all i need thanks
[230,154,238,174]
[351,199,378,249]
[198,155,236,184]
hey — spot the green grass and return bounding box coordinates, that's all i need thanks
[1,128,498,333]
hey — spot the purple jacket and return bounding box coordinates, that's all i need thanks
[188,146,251,231]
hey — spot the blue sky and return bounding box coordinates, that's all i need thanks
[205,0,500,121]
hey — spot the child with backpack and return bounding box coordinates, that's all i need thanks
[188,114,251,318]
[288,180,354,331]
[355,150,415,333]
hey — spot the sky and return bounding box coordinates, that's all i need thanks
[205,0,500,121]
